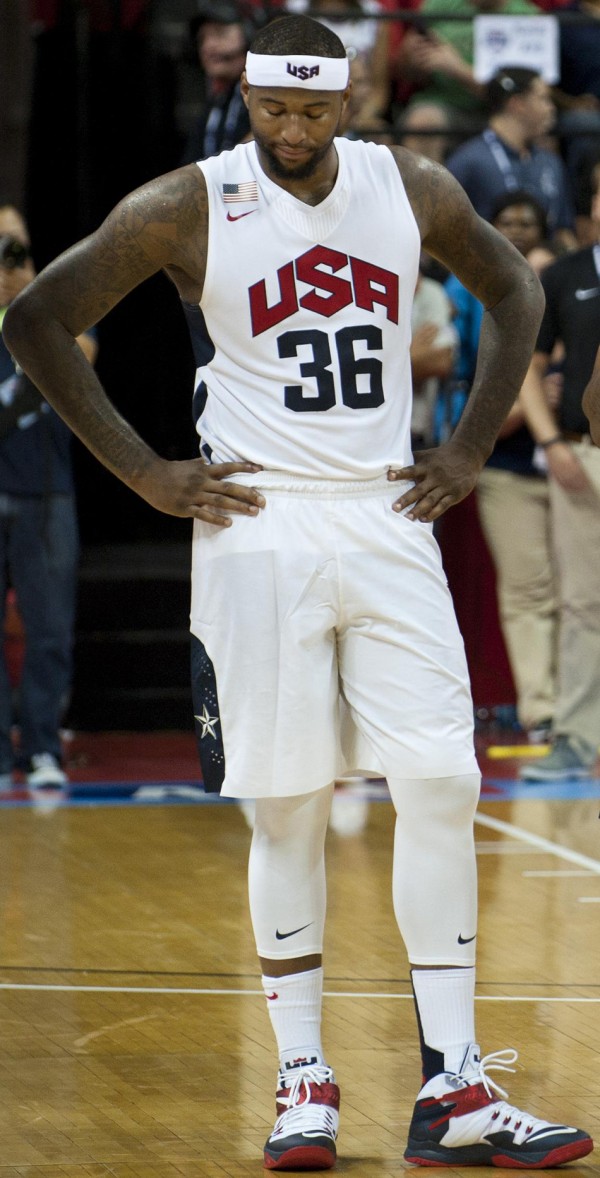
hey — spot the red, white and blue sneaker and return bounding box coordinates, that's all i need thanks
[264,1063,340,1171]
[404,1046,593,1168]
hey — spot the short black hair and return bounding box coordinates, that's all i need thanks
[490,189,548,236]
[249,14,346,59]
[487,67,540,116]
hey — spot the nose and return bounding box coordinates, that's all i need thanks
[281,115,308,145]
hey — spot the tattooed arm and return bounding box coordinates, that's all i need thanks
[387,148,545,521]
[2,165,264,526]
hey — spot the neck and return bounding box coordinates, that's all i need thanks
[489,114,529,154]
[256,143,340,206]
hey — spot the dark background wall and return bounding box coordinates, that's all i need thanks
[22,0,211,543]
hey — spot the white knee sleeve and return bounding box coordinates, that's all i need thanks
[387,774,480,965]
[248,784,333,960]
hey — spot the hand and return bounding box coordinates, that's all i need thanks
[138,458,265,525]
[407,34,467,80]
[388,439,483,521]
[411,322,439,362]
[542,370,563,411]
[545,443,591,493]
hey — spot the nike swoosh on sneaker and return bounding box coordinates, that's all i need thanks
[574,286,600,300]
[275,923,313,940]
[226,210,257,221]
[458,933,476,944]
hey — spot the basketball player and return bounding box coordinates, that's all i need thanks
[4,14,593,1172]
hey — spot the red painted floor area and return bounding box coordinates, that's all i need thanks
[62,730,201,783]
[57,726,528,786]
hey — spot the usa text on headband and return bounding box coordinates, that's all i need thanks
[245,53,350,91]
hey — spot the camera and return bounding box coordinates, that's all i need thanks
[0,235,30,271]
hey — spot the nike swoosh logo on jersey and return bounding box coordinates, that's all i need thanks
[275,923,313,940]
[458,933,476,944]
[226,210,257,221]
[574,286,600,300]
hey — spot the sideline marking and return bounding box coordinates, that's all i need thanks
[475,812,600,875]
[0,982,598,1001]
[522,870,595,877]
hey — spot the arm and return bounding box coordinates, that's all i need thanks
[411,323,455,384]
[2,166,264,526]
[389,148,545,519]
[520,353,589,492]
[582,345,600,445]
[407,35,485,99]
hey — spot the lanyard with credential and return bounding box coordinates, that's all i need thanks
[483,129,521,191]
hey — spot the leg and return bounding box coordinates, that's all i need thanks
[249,785,340,1171]
[388,774,479,1078]
[387,774,592,1167]
[522,448,600,780]
[9,494,78,767]
[476,469,557,731]
[549,452,600,751]
[0,500,14,777]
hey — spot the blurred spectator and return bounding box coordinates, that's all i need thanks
[444,191,560,739]
[518,162,600,780]
[397,0,539,129]
[446,67,577,245]
[286,0,392,126]
[342,53,394,141]
[0,203,97,795]
[181,0,254,163]
[396,101,451,163]
[553,0,600,174]
[410,273,458,449]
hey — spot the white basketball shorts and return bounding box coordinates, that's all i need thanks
[190,472,478,798]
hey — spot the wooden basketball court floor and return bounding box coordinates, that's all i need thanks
[0,732,598,1178]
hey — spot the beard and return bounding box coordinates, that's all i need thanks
[253,131,334,181]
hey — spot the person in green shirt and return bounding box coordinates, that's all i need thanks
[398,0,540,124]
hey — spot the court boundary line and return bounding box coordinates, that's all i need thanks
[0,983,598,1001]
[475,811,600,874]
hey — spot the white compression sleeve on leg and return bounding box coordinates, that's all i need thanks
[248,784,334,960]
[387,774,480,966]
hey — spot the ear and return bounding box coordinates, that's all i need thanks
[240,72,250,108]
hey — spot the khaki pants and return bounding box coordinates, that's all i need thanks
[476,467,557,730]
[549,441,600,751]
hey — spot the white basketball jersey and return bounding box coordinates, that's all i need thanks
[191,137,420,478]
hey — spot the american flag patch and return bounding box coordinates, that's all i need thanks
[222,182,259,203]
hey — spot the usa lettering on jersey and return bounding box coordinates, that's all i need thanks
[249,245,399,337]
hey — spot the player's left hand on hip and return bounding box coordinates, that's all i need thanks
[388,442,481,522]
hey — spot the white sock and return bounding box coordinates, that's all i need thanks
[412,967,476,1075]
[262,967,325,1080]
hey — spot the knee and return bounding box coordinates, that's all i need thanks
[254,786,333,848]
[389,773,480,828]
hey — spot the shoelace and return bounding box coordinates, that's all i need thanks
[272,1065,338,1140]
[467,1048,518,1101]
[464,1050,550,1137]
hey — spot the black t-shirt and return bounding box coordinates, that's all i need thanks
[537,247,600,435]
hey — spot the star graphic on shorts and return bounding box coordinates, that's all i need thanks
[195,705,219,739]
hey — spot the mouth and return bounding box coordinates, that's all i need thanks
[276,146,311,161]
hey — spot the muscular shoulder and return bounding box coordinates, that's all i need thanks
[103,164,209,299]
[386,145,540,311]
[387,145,467,240]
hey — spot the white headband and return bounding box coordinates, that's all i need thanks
[245,52,349,91]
